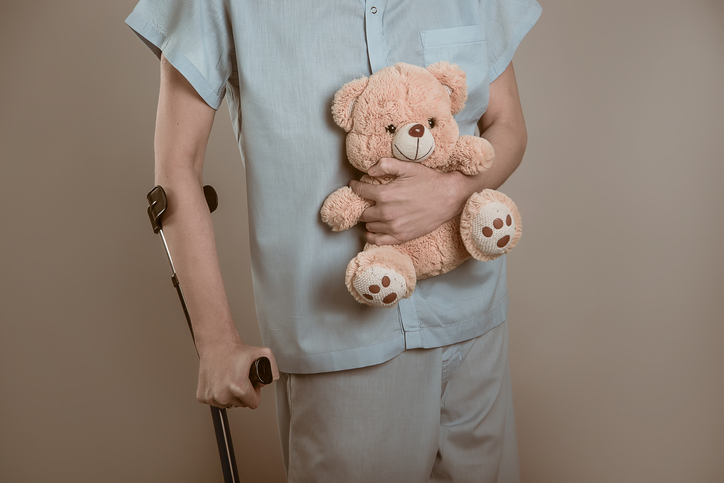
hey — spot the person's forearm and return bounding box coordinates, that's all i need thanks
[154,55,242,357]
[452,120,527,199]
[449,62,528,209]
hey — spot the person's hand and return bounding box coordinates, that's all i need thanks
[349,158,474,245]
[196,341,279,409]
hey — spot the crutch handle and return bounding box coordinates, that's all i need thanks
[249,357,274,387]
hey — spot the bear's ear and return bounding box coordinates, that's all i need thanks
[426,61,468,115]
[331,76,369,132]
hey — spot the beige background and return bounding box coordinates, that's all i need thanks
[1,0,723,481]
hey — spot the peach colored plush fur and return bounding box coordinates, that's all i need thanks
[321,62,520,307]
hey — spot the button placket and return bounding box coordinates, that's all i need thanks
[364,1,389,73]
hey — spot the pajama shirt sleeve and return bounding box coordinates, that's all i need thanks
[126,0,234,109]
[482,0,542,81]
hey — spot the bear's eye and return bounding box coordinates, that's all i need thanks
[428,118,436,129]
[385,124,396,135]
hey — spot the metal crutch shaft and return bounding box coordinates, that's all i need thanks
[146,185,273,483]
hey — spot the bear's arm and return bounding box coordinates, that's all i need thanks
[321,186,374,231]
[448,135,495,176]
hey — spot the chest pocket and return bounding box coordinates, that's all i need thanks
[420,24,489,129]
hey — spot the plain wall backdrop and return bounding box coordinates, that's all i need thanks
[1,0,723,481]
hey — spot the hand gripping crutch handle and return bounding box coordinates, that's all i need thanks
[146,185,273,483]
[146,185,272,384]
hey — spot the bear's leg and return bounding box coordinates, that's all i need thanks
[345,246,416,308]
[460,189,522,261]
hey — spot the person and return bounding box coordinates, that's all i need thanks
[126,1,541,481]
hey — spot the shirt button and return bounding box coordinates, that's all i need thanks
[370,6,378,14]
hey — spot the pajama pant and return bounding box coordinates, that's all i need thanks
[275,321,520,483]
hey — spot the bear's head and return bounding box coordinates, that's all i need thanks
[332,62,468,173]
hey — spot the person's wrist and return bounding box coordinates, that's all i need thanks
[444,170,477,216]
[195,322,244,359]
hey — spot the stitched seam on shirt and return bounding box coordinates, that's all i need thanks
[276,335,404,358]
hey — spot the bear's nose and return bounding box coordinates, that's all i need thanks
[408,124,425,138]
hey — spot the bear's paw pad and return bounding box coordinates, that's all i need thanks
[352,266,407,308]
[470,202,517,257]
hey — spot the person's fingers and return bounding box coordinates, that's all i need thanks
[198,389,247,409]
[358,204,387,224]
[364,231,403,246]
[367,157,411,178]
[362,221,385,233]
[194,344,280,411]
[204,383,257,409]
[230,382,261,409]
[350,158,416,199]
[349,179,382,202]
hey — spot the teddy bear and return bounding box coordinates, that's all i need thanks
[321,61,522,308]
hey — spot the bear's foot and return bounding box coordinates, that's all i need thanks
[460,189,522,261]
[345,246,416,308]
[352,266,407,308]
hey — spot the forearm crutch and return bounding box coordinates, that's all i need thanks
[146,185,273,483]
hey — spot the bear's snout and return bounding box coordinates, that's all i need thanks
[392,122,435,162]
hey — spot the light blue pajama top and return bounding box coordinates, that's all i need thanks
[126,0,541,374]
